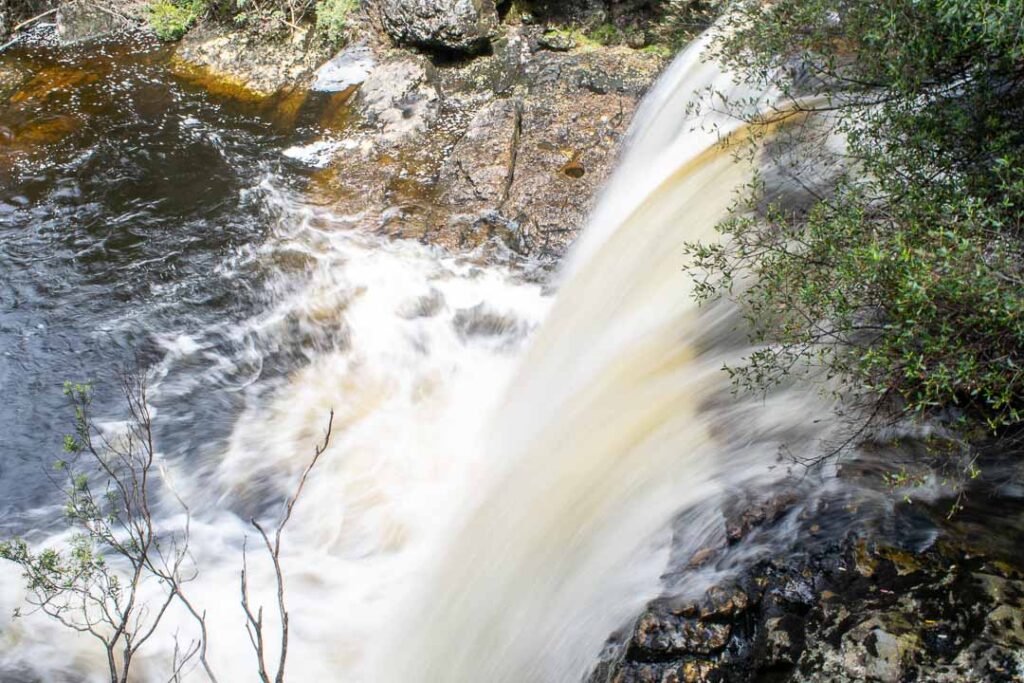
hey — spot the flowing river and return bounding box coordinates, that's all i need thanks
[0,26,864,683]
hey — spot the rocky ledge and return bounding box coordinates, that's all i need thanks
[590,446,1024,683]
[168,4,668,260]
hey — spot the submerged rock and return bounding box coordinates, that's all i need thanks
[379,0,498,54]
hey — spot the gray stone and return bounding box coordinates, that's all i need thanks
[57,0,128,44]
[379,0,498,54]
[312,44,375,92]
[439,98,520,208]
[632,612,732,656]
[537,31,576,52]
[355,57,439,145]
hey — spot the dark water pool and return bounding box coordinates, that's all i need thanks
[0,29,332,522]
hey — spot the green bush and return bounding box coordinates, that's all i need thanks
[147,0,204,40]
[315,0,357,46]
[686,0,1024,437]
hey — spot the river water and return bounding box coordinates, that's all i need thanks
[0,28,558,681]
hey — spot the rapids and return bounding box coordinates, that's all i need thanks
[0,25,838,683]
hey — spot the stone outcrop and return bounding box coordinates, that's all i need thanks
[56,0,129,44]
[591,450,1024,683]
[173,24,327,97]
[159,6,666,261]
[379,0,498,54]
[432,45,664,257]
[301,29,664,261]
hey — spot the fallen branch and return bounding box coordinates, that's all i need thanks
[10,7,58,33]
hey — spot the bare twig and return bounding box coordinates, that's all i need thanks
[239,410,334,683]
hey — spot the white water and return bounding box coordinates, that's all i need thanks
[0,30,837,683]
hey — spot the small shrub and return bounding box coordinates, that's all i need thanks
[147,0,204,41]
[315,0,357,46]
[587,23,621,46]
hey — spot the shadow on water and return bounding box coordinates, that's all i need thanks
[0,29,340,524]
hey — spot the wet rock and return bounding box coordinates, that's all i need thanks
[762,615,804,666]
[397,289,445,318]
[56,0,128,44]
[379,0,498,54]
[355,57,439,145]
[632,611,732,657]
[723,491,799,544]
[612,660,722,683]
[174,24,325,97]
[439,97,520,208]
[308,32,663,259]
[452,303,523,340]
[594,476,1024,683]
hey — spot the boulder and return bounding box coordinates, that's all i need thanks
[56,0,128,44]
[173,24,323,98]
[379,0,498,54]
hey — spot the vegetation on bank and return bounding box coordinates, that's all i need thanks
[144,0,356,44]
[686,0,1024,445]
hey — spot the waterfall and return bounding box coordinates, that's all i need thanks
[379,31,833,683]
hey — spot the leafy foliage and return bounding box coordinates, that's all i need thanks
[0,379,200,683]
[686,0,1024,436]
[314,0,356,46]
[148,0,204,40]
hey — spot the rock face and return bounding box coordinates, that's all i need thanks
[591,454,1024,683]
[56,0,129,44]
[304,31,664,261]
[173,25,327,97]
[432,46,664,257]
[379,0,498,54]
[354,57,440,145]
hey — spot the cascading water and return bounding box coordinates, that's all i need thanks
[0,27,838,683]
[379,31,838,683]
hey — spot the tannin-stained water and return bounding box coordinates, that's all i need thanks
[0,27,840,683]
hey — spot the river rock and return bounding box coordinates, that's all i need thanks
[434,47,664,257]
[591,462,1024,683]
[312,44,375,92]
[439,98,520,209]
[173,24,324,97]
[56,0,129,44]
[379,0,498,54]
